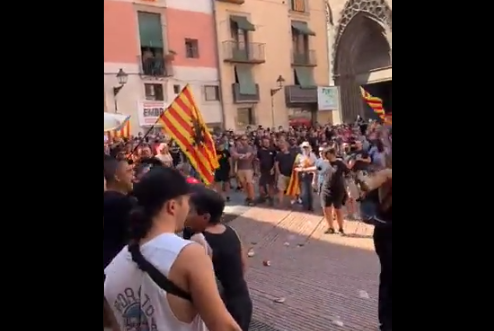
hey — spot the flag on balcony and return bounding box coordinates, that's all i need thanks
[360,87,391,125]
[106,118,131,139]
[159,85,219,184]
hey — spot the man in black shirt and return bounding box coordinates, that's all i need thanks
[349,141,371,172]
[104,158,134,271]
[347,140,371,219]
[256,137,276,204]
[322,148,350,235]
[213,143,232,201]
[274,141,297,205]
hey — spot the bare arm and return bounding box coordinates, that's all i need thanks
[274,160,280,176]
[360,168,392,191]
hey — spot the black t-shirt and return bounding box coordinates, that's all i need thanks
[275,151,296,177]
[257,148,276,173]
[328,159,350,190]
[103,191,135,269]
[216,150,231,172]
[289,145,300,155]
[350,150,370,172]
[204,226,249,298]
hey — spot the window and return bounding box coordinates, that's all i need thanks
[204,85,220,101]
[138,12,166,76]
[173,84,181,94]
[291,0,306,12]
[185,39,199,58]
[292,28,309,54]
[144,83,165,101]
[236,108,255,128]
[230,21,247,45]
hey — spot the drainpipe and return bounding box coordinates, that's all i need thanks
[211,0,227,130]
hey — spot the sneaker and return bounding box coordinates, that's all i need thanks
[324,228,336,234]
[338,229,345,236]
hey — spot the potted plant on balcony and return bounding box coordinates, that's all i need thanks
[164,50,177,61]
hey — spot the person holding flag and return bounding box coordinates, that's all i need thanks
[293,142,317,211]
[136,84,219,185]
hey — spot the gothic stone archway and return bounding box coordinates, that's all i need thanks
[332,0,392,123]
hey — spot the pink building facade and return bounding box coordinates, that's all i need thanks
[104,0,221,133]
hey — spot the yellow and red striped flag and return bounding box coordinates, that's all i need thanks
[384,113,392,125]
[360,87,392,125]
[285,169,300,196]
[285,154,303,196]
[106,120,130,139]
[159,85,218,184]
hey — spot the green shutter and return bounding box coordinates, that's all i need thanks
[138,12,164,48]
[295,67,315,88]
[235,65,257,95]
[291,21,316,36]
[230,16,256,31]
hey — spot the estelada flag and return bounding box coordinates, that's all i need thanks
[360,87,387,122]
[106,119,130,139]
[159,85,219,184]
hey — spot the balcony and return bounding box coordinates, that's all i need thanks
[138,56,173,79]
[285,85,317,104]
[223,41,266,64]
[232,83,260,103]
[216,0,245,4]
[291,50,317,67]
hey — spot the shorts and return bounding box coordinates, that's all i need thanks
[238,169,254,183]
[277,175,291,192]
[214,170,230,183]
[321,187,347,209]
[259,173,275,186]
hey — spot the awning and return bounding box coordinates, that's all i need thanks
[230,16,256,31]
[291,21,316,36]
[235,65,257,95]
[294,67,315,88]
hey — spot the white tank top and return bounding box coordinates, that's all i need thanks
[104,233,208,331]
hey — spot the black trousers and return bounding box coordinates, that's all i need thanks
[373,225,392,331]
[224,296,253,331]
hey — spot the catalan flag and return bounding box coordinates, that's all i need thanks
[106,119,131,139]
[285,169,301,196]
[360,87,392,125]
[285,154,302,196]
[159,85,218,184]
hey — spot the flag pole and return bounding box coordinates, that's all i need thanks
[133,84,189,152]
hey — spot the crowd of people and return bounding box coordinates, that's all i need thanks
[103,119,392,331]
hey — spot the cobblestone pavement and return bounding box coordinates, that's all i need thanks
[227,207,379,331]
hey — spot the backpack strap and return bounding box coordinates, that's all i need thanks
[128,243,193,302]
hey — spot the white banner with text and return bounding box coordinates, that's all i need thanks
[137,101,166,127]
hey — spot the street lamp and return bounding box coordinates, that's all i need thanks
[113,68,128,112]
[270,75,285,127]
